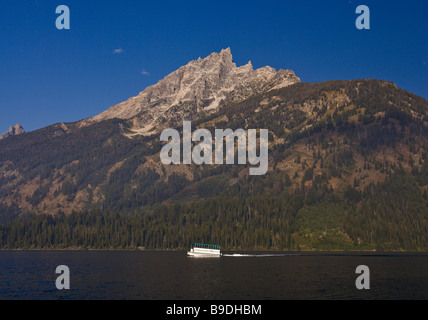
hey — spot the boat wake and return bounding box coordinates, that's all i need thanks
[222,253,302,257]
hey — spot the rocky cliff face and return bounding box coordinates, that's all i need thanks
[0,124,25,140]
[84,48,300,135]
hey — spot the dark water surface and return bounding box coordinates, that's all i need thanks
[0,251,426,300]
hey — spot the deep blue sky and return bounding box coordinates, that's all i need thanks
[0,0,427,133]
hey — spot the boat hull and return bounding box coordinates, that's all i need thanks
[187,247,221,257]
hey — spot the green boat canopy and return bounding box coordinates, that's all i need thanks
[191,243,221,249]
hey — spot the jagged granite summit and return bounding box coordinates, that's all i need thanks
[84,48,300,135]
[0,124,25,140]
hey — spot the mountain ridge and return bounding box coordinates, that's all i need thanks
[0,51,427,250]
[82,48,300,136]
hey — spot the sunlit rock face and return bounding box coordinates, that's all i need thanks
[84,48,300,135]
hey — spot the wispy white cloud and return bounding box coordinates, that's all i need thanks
[141,69,150,76]
[113,48,124,54]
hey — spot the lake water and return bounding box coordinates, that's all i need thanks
[0,251,427,300]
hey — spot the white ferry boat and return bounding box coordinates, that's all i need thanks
[187,243,221,257]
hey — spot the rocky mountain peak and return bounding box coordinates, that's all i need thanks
[85,49,301,135]
[0,123,25,140]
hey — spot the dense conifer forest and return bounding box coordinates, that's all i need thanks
[1,171,426,251]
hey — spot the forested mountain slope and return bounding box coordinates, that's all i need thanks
[0,79,427,250]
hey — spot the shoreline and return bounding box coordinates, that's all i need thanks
[1,248,427,254]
